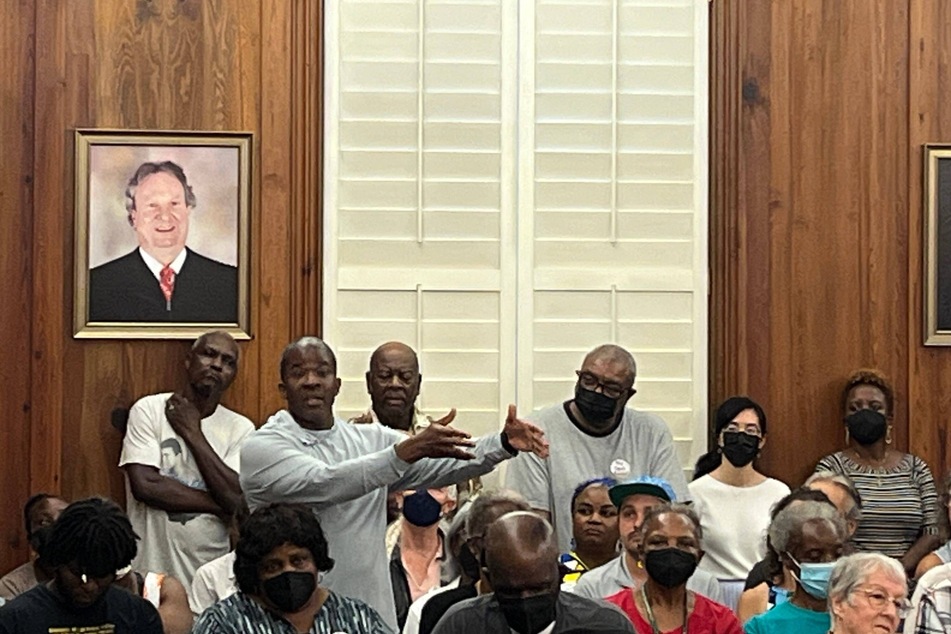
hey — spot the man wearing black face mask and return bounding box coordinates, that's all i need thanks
[389,487,457,629]
[506,344,690,551]
[193,503,392,634]
[432,512,634,634]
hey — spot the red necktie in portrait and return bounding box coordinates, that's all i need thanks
[160,265,176,311]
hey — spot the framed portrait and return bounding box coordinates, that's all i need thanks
[924,144,951,345]
[73,130,252,340]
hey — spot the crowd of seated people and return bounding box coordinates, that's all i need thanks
[2,333,950,634]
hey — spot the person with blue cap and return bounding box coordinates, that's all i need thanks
[573,476,722,603]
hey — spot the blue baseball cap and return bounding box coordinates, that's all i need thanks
[609,475,676,508]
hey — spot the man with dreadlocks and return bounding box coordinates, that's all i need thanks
[0,497,163,633]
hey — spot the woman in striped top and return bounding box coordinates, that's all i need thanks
[814,369,940,577]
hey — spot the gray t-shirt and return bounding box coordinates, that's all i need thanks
[240,410,514,632]
[571,554,723,604]
[431,592,635,634]
[504,403,690,550]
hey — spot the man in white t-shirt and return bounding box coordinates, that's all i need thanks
[119,330,254,591]
[504,344,690,551]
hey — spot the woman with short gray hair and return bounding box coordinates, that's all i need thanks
[828,553,908,634]
[744,501,846,634]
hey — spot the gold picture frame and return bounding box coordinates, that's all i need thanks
[924,144,951,345]
[73,129,252,340]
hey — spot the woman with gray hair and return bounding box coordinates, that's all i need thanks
[828,553,909,634]
[744,500,847,634]
[804,471,863,537]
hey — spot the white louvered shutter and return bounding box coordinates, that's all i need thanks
[325,0,517,437]
[325,0,708,475]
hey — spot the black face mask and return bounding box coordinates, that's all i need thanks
[261,570,316,614]
[721,431,760,467]
[574,384,619,425]
[643,548,698,588]
[496,592,558,634]
[458,544,481,582]
[402,490,442,527]
[846,409,887,445]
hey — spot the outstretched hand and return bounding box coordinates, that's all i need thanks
[503,404,549,458]
[395,409,476,463]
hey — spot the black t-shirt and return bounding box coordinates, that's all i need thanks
[0,583,163,633]
[419,584,479,634]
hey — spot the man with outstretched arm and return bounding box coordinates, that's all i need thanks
[240,336,549,631]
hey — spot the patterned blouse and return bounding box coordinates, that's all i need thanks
[815,451,939,557]
[192,590,394,634]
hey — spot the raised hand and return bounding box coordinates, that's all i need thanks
[165,393,202,438]
[502,404,549,458]
[395,408,476,463]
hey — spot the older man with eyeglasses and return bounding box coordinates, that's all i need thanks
[505,344,689,551]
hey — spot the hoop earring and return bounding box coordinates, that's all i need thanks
[845,429,850,446]
[885,425,893,445]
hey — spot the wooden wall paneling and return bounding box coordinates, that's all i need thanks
[908,0,951,482]
[711,1,913,486]
[31,0,69,502]
[259,0,295,416]
[26,0,297,508]
[0,0,37,575]
[709,0,741,413]
[290,0,324,338]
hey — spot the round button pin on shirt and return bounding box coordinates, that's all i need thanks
[610,458,631,479]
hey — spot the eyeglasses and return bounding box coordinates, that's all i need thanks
[576,371,632,399]
[853,588,911,618]
[722,422,762,437]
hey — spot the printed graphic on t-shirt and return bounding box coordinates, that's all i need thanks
[159,436,205,524]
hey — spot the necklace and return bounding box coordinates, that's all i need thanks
[640,584,688,634]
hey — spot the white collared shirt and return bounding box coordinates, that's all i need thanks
[138,247,187,282]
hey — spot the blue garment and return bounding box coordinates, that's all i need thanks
[744,600,829,634]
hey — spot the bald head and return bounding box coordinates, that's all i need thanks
[466,490,532,540]
[367,341,421,431]
[280,336,336,380]
[192,330,238,357]
[485,512,559,597]
[186,330,240,396]
[370,341,418,370]
[582,344,636,381]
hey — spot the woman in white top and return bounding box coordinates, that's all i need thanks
[689,396,790,612]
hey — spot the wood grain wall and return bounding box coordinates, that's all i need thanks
[0,0,321,574]
[711,0,951,487]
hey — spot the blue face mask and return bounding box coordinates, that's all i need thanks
[787,553,835,599]
[769,585,790,607]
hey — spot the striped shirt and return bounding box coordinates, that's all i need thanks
[815,451,939,557]
[192,591,393,634]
